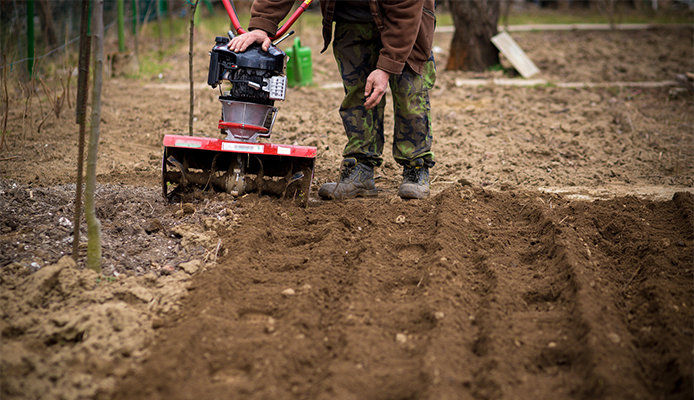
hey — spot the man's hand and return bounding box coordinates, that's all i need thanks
[364,69,390,110]
[228,29,271,52]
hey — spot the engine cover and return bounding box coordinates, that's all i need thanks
[207,37,286,106]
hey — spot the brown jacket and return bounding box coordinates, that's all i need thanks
[248,0,436,75]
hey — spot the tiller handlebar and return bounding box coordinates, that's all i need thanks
[220,0,314,40]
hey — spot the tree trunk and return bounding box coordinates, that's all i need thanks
[446,0,501,71]
[73,0,91,259]
[157,0,164,57]
[37,0,58,47]
[168,0,175,42]
[189,0,199,136]
[133,0,140,66]
[85,0,104,272]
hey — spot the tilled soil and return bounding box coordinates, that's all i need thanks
[113,188,693,399]
[1,23,693,400]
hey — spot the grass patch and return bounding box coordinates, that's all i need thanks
[126,53,172,79]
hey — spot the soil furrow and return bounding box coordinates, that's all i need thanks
[462,190,599,399]
[308,200,440,399]
[416,187,492,399]
[110,190,693,400]
[561,192,694,399]
[113,198,371,399]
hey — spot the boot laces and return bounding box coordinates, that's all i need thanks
[340,163,357,181]
[403,166,423,184]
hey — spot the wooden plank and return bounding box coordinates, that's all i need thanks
[435,23,693,33]
[491,31,540,78]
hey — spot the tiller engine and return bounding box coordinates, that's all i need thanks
[162,0,316,205]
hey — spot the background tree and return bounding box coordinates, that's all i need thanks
[446,0,501,71]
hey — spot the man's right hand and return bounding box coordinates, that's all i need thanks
[228,29,271,52]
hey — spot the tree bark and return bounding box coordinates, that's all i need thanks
[446,0,501,71]
[85,0,104,272]
[73,0,91,259]
[37,0,58,47]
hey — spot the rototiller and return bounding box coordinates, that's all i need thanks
[162,0,316,205]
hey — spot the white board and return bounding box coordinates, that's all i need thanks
[491,31,540,79]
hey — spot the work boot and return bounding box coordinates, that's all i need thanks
[318,158,378,200]
[398,164,430,199]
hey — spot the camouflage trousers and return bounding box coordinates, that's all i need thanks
[332,21,436,168]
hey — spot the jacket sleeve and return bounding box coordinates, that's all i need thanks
[377,0,424,74]
[247,0,296,37]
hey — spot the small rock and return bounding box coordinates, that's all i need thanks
[152,317,165,329]
[179,259,202,275]
[58,216,73,228]
[125,286,153,303]
[181,203,195,215]
[300,284,312,291]
[395,215,406,224]
[144,272,158,283]
[514,339,522,347]
[548,342,557,348]
[395,333,407,344]
[458,178,472,186]
[434,311,445,320]
[281,288,296,296]
[161,265,175,275]
[203,218,218,230]
[144,218,163,234]
[607,332,621,344]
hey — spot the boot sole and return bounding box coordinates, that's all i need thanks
[319,188,379,200]
[398,185,430,199]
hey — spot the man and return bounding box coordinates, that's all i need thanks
[229,0,436,199]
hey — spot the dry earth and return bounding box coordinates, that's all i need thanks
[0,24,692,400]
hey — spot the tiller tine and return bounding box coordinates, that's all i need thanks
[162,135,316,206]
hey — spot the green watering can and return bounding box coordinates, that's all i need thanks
[286,37,313,87]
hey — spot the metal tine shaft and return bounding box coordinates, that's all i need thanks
[272,30,295,47]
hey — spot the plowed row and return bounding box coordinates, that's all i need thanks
[114,187,693,399]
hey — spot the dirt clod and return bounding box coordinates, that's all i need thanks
[178,259,202,275]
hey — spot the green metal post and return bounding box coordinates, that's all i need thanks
[26,0,34,77]
[203,0,213,14]
[131,0,137,34]
[117,0,125,52]
[87,0,92,35]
